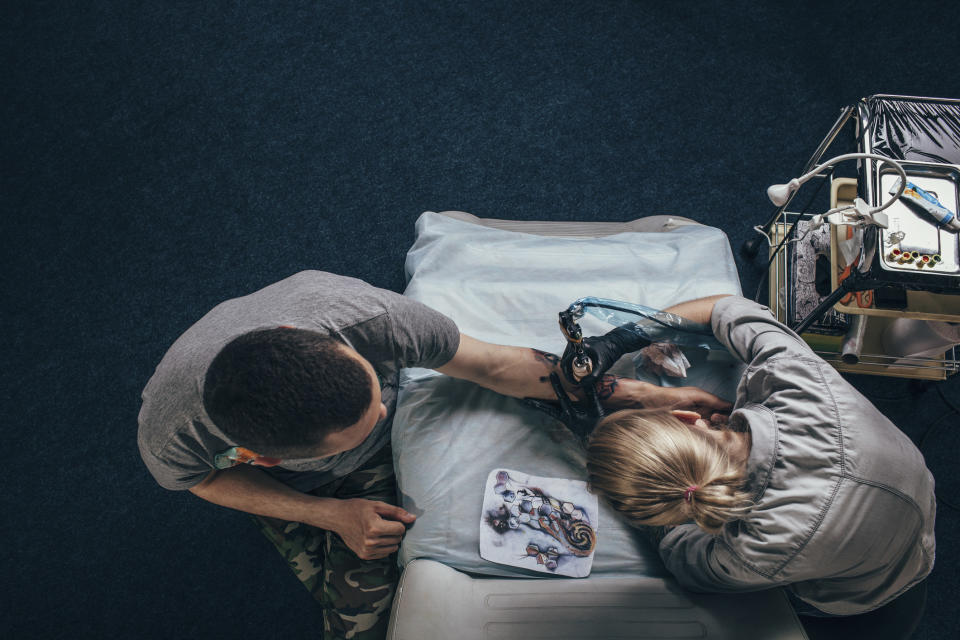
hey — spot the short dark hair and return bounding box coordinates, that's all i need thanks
[202,328,373,455]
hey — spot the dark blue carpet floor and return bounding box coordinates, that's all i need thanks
[3,1,959,638]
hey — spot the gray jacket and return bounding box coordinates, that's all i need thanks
[657,296,936,615]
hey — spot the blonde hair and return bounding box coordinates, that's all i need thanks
[587,409,752,534]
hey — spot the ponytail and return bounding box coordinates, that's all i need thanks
[587,409,752,534]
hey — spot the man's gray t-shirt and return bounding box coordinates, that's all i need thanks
[138,271,461,493]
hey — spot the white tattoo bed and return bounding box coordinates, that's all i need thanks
[386,211,806,639]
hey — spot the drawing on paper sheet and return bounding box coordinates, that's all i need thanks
[480,468,598,577]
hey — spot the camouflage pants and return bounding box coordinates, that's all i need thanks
[254,445,399,640]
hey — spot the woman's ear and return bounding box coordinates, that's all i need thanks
[670,410,702,425]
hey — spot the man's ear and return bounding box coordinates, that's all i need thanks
[670,410,702,425]
[379,403,387,420]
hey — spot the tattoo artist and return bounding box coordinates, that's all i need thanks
[138,271,732,640]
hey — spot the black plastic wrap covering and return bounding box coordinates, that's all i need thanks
[859,96,960,165]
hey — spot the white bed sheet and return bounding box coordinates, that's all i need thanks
[393,211,744,578]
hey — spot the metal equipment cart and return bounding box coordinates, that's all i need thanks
[750,95,960,380]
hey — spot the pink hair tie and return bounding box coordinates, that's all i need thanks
[684,486,699,503]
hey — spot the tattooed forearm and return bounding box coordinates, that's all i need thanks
[532,349,562,383]
[596,374,619,400]
[532,349,560,367]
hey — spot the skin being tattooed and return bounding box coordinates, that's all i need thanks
[596,374,619,401]
[532,349,560,366]
[532,349,561,382]
[532,349,619,402]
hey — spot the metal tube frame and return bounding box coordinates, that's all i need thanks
[762,97,959,378]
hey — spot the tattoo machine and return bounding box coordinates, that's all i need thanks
[558,309,593,381]
[559,297,730,382]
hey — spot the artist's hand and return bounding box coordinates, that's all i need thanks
[637,385,732,420]
[560,325,650,386]
[325,499,417,561]
[525,373,604,443]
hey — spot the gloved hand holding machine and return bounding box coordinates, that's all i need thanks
[528,296,732,442]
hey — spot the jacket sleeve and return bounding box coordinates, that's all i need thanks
[658,524,785,593]
[710,296,817,368]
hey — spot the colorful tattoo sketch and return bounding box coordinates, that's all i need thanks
[523,542,563,571]
[480,469,598,577]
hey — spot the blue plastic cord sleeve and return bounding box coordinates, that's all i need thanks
[566,297,726,351]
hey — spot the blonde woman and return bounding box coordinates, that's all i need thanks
[587,408,752,535]
[545,295,935,636]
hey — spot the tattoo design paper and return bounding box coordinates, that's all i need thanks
[480,469,598,577]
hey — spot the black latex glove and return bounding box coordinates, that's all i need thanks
[524,373,605,443]
[560,325,651,386]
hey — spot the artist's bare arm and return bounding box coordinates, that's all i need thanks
[189,465,415,560]
[663,295,733,325]
[436,334,603,400]
[435,334,730,413]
